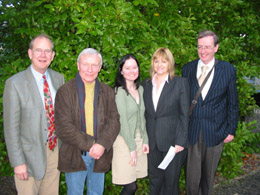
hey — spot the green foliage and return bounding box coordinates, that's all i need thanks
[179,167,186,194]
[1,0,260,193]
[236,62,259,118]
[0,116,13,177]
[104,170,122,194]
[59,173,67,194]
[217,121,260,179]
[0,64,13,177]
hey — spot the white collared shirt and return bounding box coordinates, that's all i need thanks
[197,58,215,100]
[30,65,57,107]
[152,74,169,111]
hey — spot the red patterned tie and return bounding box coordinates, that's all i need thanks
[43,75,57,151]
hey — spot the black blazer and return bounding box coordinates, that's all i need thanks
[182,59,239,147]
[143,76,190,152]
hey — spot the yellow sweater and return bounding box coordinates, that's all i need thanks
[84,82,95,136]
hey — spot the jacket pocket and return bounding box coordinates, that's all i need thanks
[22,144,32,152]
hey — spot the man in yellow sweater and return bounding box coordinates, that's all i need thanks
[55,48,120,195]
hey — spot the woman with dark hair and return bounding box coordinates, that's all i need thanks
[112,54,149,195]
[143,48,190,195]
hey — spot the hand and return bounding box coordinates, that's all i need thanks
[14,164,28,180]
[129,150,137,166]
[175,145,184,154]
[224,134,234,143]
[142,144,149,154]
[89,143,105,159]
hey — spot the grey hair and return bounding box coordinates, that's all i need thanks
[29,34,54,50]
[198,30,219,46]
[77,48,103,66]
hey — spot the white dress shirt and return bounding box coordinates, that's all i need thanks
[152,74,169,111]
[196,58,215,100]
[31,65,57,108]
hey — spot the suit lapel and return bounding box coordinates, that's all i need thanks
[204,61,223,101]
[48,69,60,91]
[190,61,200,96]
[156,78,172,114]
[146,80,156,114]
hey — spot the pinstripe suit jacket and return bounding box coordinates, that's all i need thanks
[182,59,239,147]
[143,76,190,152]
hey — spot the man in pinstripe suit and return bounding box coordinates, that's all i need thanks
[182,30,239,195]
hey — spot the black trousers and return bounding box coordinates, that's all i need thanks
[148,145,186,195]
[186,132,224,195]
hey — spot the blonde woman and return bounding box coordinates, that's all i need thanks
[143,48,190,195]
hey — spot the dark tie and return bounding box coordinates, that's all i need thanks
[43,75,56,151]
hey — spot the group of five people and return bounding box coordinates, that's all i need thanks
[3,30,238,195]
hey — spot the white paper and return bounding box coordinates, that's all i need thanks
[158,146,176,170]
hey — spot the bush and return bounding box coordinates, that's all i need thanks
[1,0,260,193]
[217,120,260,179]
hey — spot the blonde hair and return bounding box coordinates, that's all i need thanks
[150,47,175,80]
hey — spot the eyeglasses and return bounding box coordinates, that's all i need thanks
[82,63,101,70]
[197,45,214,51]
[33,48,53,56]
